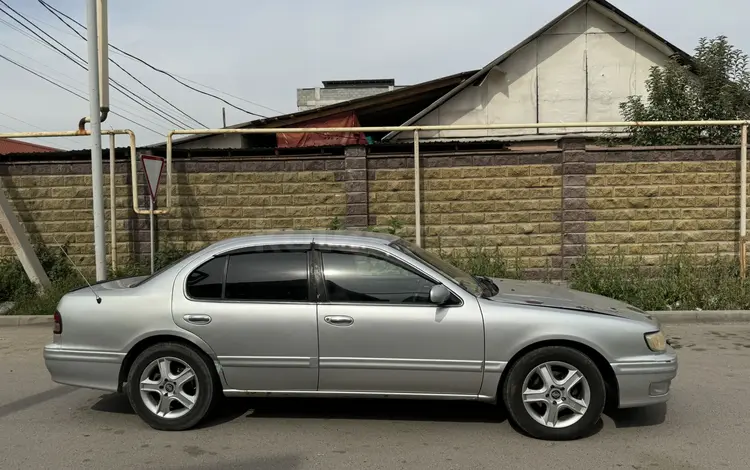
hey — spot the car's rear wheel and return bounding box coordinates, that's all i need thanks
[502,346,606,440]
[126,342,216,431]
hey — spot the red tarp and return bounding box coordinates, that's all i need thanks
[276,112,366,148]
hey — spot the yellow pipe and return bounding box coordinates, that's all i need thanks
[168,120,750,136]
[109,133,117,273]
[742,125,748,278]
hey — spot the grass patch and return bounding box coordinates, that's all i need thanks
[441,245,524,280]
[569,251,750,311]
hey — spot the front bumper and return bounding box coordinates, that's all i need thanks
[611,349,678,408]
[43,344,125,392]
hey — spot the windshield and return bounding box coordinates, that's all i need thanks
[391,240,483,296]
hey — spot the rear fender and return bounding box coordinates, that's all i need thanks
[122,328,229,389]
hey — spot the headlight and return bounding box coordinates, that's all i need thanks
[645,330,667,352]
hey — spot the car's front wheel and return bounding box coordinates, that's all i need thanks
[126,342,217,431]
[502,346,606,440]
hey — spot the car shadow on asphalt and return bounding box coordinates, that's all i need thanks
[605,403,668,428]
[91,393,508,427]
[90,393,666,432]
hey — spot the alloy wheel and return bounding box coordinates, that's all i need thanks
[521,361,591,429]
[139,356,199,419]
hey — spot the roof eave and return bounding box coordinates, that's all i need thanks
[154,69,478,149]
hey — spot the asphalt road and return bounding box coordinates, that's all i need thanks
[1,324,749,470]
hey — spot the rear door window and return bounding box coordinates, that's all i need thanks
[225,251,310,302]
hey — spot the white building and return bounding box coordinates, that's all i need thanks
[385,0,692,143]
[297,79,406,111]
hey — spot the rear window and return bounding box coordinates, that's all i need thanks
[131,252,195,287]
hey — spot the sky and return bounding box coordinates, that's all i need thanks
[0,0,748,149]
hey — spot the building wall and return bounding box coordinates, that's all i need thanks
[173,133,245,150]
[398,4,668,140]
[0,143,744,279]
[297,86,406,111]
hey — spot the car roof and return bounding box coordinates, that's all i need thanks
[207,230,400,252]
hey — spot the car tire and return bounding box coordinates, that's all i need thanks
[502,346,606,441]
[126,342,217,431]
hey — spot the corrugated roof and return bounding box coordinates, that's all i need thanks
[382,0,695,141]
[153,69,478,149]
[0,138,58,155]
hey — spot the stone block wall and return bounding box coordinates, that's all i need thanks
[0,154,347,270]
[0,141,746,279]
[368,151,563,275]
[583,147,740,263]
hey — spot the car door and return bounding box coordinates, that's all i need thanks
[171,244,318,392]
[314,244,485,397]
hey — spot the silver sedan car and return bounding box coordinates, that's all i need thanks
[44,231,677,440]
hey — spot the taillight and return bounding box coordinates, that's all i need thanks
[53,311,62,335]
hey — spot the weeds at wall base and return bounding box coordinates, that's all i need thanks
[3,233,750,314]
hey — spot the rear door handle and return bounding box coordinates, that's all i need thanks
[183,314,212,325]
[324,315,354,326]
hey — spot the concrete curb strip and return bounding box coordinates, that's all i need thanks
[0,315,54,327]
[1,311,750,327]
[650,311,750,323]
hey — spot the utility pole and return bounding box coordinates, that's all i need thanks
[222,107,227,128]
[87,0,106,281]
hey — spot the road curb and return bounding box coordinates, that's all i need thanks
[0,315,53,327]
[650,311,750,324]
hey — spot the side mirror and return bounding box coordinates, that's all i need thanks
[430,284,452,305]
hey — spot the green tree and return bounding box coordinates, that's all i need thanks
[620,36,750,145]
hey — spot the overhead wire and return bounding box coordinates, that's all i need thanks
[171,73,285,115]
[0,113,74,150]
[38,0,271,120]
[37,3,207,128]
[0,1,194,129]
[0,41,171,132]
[0,52,163,136]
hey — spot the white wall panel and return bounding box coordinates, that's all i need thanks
[586,32,637,130]
[538,33,587,134]
[398,4,675,142]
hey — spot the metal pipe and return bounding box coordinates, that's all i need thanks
[0,129,134,138]
[86,0,106,281]
[741,124,748,278]
[414,129,421,247]
[0,130,146,221]
[109,133,117,273]
[166,131,174,209]
[97,0,110,115]
[168,120,750,136]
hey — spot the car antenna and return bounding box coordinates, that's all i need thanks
[51,235,102,304]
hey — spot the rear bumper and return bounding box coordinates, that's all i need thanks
[611,351,678,409]
[43,344,124,392]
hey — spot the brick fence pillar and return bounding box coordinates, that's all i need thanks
[344,146,368,229]
[560,137,595,280]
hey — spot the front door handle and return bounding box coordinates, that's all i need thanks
[324,315,354,326]
[183,314,212,325]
